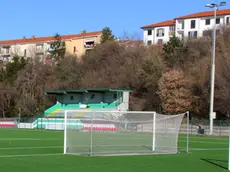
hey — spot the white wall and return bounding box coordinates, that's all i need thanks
[117,91,129,111]
[176,14,230,39]
[143,14,230,45]
[0,41,52,62]
[18,123,33,129]
[143,26,172,45]
[143,28,155,44]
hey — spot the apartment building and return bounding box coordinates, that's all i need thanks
[0,31,102,62]
[141,9,230,45]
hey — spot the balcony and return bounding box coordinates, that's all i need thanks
[84,41,95,50]
[1,49,10,57]
[36,48,44,54]
[177,26,184,32]
[169,32,175,37]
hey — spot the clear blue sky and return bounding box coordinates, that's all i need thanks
[0,0,229,40]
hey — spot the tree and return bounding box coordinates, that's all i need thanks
[13,59,54,117]
[162,35,187,68]
[53,56,84,89]
[157,69,193,114]
[0,83,17,118]
[4,56,28,83]
[100,26,115,43]
[136,52,165,111]
[49,33,66,62]
[0,60,5,81]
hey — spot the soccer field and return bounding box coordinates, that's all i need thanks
[0,129,229,172]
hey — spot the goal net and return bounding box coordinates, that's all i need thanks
[63,110,186,156]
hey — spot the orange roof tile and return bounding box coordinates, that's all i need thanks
[0,31,102,45]
[175,9,230,19]
[141,20,175,29]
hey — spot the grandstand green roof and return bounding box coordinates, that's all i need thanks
[45,88,132,95]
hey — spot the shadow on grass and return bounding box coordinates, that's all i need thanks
[201,158,228,170]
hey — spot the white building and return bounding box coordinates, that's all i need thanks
[141,9,230,45]
[0,36,54,63]
[141,20,175,46]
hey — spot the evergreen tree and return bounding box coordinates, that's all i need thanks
[162,35,187,68]
[5,56,28,83]
[49,34,66,62]
[100,26,115,43]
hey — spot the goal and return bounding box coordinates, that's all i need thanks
[63,110,187,156]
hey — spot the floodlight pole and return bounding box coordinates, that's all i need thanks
[205,2,226,135]
[186,111,189,153]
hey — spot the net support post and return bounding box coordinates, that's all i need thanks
[90,111,94,157]
[64,110,68,154]
[228,130,230,171]
[152,112,156,152]
[186,111,189,154]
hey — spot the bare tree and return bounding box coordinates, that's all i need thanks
[0,83,17,118]
[14,58,54,117]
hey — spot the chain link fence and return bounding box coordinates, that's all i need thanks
[1,117,230,136]
[180,120,230,136]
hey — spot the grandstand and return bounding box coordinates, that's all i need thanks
[32,88,132,129]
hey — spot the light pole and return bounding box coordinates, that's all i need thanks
[205,1,226,135]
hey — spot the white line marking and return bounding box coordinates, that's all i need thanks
[0,146,62,150]
[0,153,63,158]
[179,140,228,145]
[0,138,61,141]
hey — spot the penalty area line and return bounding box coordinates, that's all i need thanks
[0,153,63,158]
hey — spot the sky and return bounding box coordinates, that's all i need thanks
[0,0,229,40]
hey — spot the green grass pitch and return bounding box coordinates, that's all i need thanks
[0,128,229,172]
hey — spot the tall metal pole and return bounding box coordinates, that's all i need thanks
[186,111,189,153]
[209,6,217,135]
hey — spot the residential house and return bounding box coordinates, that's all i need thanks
[141,9,230,45]
[0,31,102,63]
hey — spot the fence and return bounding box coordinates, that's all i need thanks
[0,117,230,136]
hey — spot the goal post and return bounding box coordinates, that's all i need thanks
[63,110,187,156]
[64,110,67,154]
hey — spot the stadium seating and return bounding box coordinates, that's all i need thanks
[82,124,116,131]
[0,120,16,127]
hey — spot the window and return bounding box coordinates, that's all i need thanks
[147,40,152,45]
[182,21,185,29]
[191,20,196,29]
[24,49,27,57]
[169,26,175,32]
[226,17,229,25]
[73,46,76,53]
[90,94,95,99]
[205,19,210,25]
[188,31,197,39]
[169,26,175,36]
[6,48,10,54]
[113,94,117,99]
[156,28,164,37]
[147,30,152,35]
[216,18,220,24]
[70,96,74,100]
